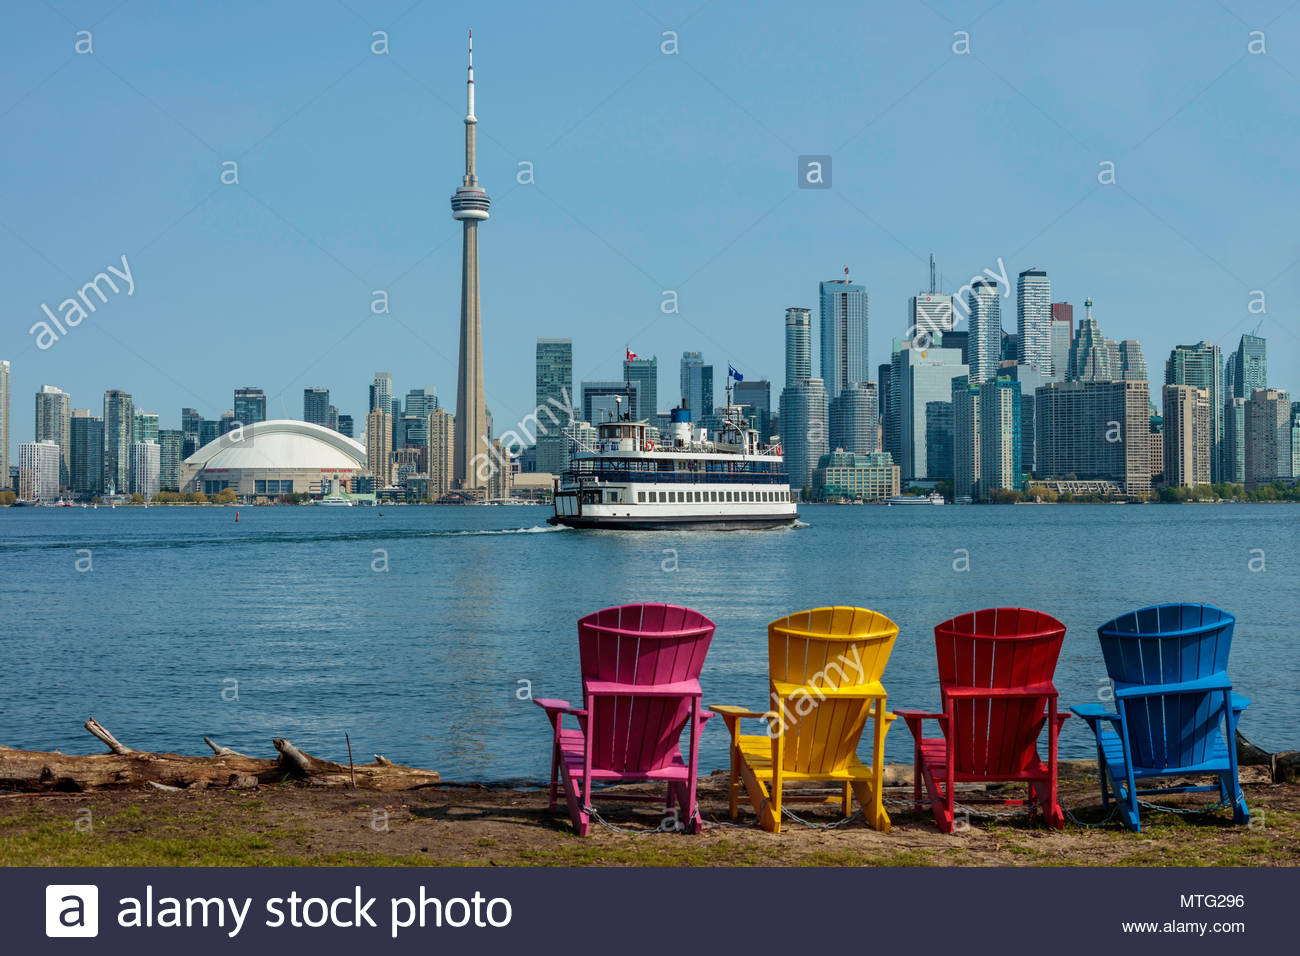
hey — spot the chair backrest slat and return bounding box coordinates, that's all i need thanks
[933,608,1066,776]
[1097,603,1234,770]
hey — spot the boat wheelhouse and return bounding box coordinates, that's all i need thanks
[549,405,798,530]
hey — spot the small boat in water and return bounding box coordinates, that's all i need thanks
[315,494,354,507]
[887,492,945,506]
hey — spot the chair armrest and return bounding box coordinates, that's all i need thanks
[1230,692,1251,713]
[583,678,702,698]
[943,681,1058,701]
[1114,673,1232,700]
[771,679,886,701]
[708,705,777,720]
[1070,703,1120,723]
[533,697,584,716]
[894,708,947,736]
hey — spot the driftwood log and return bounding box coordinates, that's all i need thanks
[0,718,440,793]
[1236,730,1299,784]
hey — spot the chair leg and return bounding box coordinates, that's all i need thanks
[548,737,561,811]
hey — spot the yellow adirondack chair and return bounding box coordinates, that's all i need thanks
[710,606,899,833]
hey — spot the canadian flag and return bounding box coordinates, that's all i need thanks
[626,348,637,362]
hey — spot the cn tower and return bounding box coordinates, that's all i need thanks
[451,30,490,490]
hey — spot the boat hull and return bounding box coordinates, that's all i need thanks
[548,511,799,531]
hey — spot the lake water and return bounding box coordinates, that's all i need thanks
[2,503,1296,780]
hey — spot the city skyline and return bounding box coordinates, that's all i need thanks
[3,3,1299,450]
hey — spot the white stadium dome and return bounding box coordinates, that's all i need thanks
[181,419,367,498]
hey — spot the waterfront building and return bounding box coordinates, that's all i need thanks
[679,352,713,416]
[924,398,954,481]
[427,407,455,499]
[1227,334,1267,399]
[450,34,492,492]
[1223,397,1247,485]
[18,439,60,502]
[1049,303,1073,379]
[486,439,513,499]
[1165,341,1224,483]
[133,410,159,445]
[582,380,641,426]
[785,308,812,388]
[898,346,967,481]
[1245,388,1293,489]
[779,377,829,496]
[623,354,658,421]
[1148,413,1165,483]
[966,278,1002,383]
[812,450,899,501]
[366,408,393,486]
[35,384,71,489]
[183,420,367,498]
[233,387,266,426]
[1016,269,1051,371]
[820,279,869,400]
[828,381,877,455]
[1035,380,1151,496]
[303,387,331,426]
[536,339,574,475]
[70,410,104,496]
[158,429,184,492]
[952,378,980,500]
[734,379,772,439]
[102,389,134,495]
[128,441,160,498]
[0,360,8,490]
[979,377,1022,498]
[909,293,954,347]
[1005,363,1052,474]
[1162,384,1212,488]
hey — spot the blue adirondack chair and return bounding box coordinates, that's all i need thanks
[1071,603,1249,832]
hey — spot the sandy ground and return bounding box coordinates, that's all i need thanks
[2,763,1296,866]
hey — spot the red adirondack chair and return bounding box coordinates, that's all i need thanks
[897,607,1068,832]
[534,603,716,835]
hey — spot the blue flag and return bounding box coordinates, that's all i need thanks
[728,363,743,382]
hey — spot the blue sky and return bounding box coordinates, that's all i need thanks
[3,0,1299,445]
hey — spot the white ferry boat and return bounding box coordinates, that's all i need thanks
[550,404,798,530]
[886,492,945,506]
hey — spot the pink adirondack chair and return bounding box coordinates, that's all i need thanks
[534,603,716,835]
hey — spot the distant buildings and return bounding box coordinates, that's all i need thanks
[908,293,953,347]
[966,278,1002,383]
[19,439,60,502]
[1049,303,1073,379]
[1245,388,1292,489]
[1016,269,1051,371]
[582,380,639,425]
[70,410,103,496]
[159,429,184,492]
[734,379,772,439]
[819,279,868,400]
[679,352,712,416]
[779,377,828,496]
[1035,380,1151,496]
[337,414,354,439]
[103,389,134,495]
[427,408,455,499]
[813,450,899,501]
[233,387,266,426]
[952,376,1022,500]
[536,338,573,475]
[1162,384,1212,488]
[128,441,160,498]
[35,384,71,490]
[828,381,877,455]
[1166,341,1224,483]
[1223,397,1247,484]
[369,372,392,414]
[623,354,658,421]
[784,308,812,388]
[0,360,8,491]
[303,387,331,426]
[897,345,967,481]
[366,408,393,486]
[1226,333,1266,400]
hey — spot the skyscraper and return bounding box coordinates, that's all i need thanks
[158,429,184,492]
[1117,341,1148,382]
[337,414,354,439]
[451,32,491,492]
[1016,269,1051,371]
[128,441,160,498]
[1165,341,1224,483]
[582,380,640,425]
[1244,388,1292,489]
[35,384,71,490]
[1067,299,1120,383]
[70,410,103,496]
[779,378,828,496]
[181,407,202,445]
[102,389,134,495]
[1034,380,1151,496]
[966,278,1002,383]
[1227,333,1267,399]
[233,387,266,426]
[1161,384,1212,488]
[623,354,658,421]
[536,339,573,474]
[366,408,393,487]
[133,411,159,444]
[303,387,331,425]
[19,440,60,502]
[819,278,868,400]
[369,373,392,414]
[784,307,812,388]
[0,360,9,490]
[952,378,980,499]
[1049,303,1073,380]
[734,379,772,439]
[898,346,968,481]
[908,293,954,347]
[979,378,1023,498]
[1224,396,1248,484]
[679,352,713,416]
[427,408,455,500]
[828,381,877,454]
